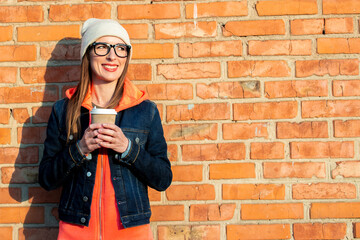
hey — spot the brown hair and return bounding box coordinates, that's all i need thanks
[65,47,130,142]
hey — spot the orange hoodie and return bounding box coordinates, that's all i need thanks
[58,78,153,240]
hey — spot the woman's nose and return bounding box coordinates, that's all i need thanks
[106,47,117,60]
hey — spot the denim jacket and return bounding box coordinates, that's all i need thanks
[38,98,172,228]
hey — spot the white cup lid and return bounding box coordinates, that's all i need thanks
[90,107,117,115]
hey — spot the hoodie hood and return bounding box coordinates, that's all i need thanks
[65,77,147,112]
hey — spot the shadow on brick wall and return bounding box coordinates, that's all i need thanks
[8,38,80,240]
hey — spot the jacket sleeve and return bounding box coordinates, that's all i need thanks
[118,105,172,191]
[38,102,86,191]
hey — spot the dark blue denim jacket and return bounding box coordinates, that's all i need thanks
[38,98,172,228]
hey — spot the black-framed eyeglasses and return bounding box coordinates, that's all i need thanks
[91,42,131,58]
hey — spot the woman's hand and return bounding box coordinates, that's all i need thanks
[96,123,129,153]
[77,123,103,155]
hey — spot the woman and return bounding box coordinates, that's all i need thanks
[39,18,172,240]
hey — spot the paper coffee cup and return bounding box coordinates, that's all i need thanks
[90,108,117,124]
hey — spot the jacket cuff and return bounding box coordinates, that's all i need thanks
[68,143,86,166]
[116,139,140,165]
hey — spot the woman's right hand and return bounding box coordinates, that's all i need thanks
[77,123,103,155]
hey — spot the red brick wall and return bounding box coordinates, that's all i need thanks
[1,0,360,239]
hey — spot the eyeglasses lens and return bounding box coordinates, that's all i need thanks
[94,43,128,58]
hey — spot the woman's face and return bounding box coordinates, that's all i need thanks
[89,36,128,84]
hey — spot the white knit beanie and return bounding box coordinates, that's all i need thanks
[80,18,132,60]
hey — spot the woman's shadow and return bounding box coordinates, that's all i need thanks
[8,38,80,240]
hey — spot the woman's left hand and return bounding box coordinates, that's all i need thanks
[97,124,129,153]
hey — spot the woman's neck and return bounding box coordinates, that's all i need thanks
[91,79,118,108]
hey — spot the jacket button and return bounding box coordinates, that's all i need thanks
[69,135,73,140]
[83,196,88,202]
[114,154,119,160]
[135,137,140,144]
[80,217,86,223]
[86,172,91,177]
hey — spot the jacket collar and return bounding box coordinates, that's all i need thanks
[65,77,148,112]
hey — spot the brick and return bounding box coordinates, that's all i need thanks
[28,187,61,203]
[2,166,38,184]
[293,183,356,199]
[49,4,111,21]
[223,123,268,140]
[223,184,285,200]
[0,227,12,240]
[18,228,59,240]
[167,144,177,162]
[18,25,80,42]
[302,100,360,118]
[250,142,284,160]
[0,207,44,224]
[354,223,360,238]
[189,204,236,221]
[132,43,173,59]
[150,205,184,221]
[265,80,328,98]
[0,67,17,83]
[0,188,21,204]
[128,64,151,81]
[18,127,47,144]
[323,0,360,14]
[0,147,38,164]
[277,121,328,139]
[334,120,360,137]
[318,38,360,54]
[118,4,180,20]
[311,202,360,219]
[296,59,359,77]
[241,203,303,220]
[223,20,285,36]
[0,6,43,22]
[137,83,192,100]
[0,108,10,124]
[40,44,80,61]
[332,161,360,178]
[227,224,291,240]
[172,165,202,182]
[179,40,242,58]
[228,60,290,78]
[0,26,12,41]
[0,45,36,62]
[293,223,346,240]
[291,141,353,159]
[291,18,324,35]
[158,62,220,80]
[209,163,256,179]
[333,80,360,97]
[155,21,217,39]
[325,18,353,33]
[264,162,326,178]
[234,101,297,120]
[158,225,220,240]
[0,128,11,145]
[164,123,217,141]
[256,0,317,16]
[166,184,215,201]
[197,81,261,99]
[167,103,230,122]
[0,86,58,103]
[13,108,30,124]
[21,66,80,84]
[249,40,311,56]
[32,106,52,123]
[148,188,161,202]
[186,1,247,18]
[123,24,148,40]
[182,143,246,161]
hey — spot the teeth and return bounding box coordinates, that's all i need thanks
[104,65,117,69]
